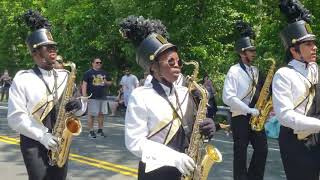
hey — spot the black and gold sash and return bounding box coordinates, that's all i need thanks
[239,61,260,107]
[147,78,189,145]
[31,66,58,123]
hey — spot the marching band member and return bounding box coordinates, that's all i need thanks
[120,16,216,180]
[222,21,268,180]
[273,1,319,179]
[7,10,86,180]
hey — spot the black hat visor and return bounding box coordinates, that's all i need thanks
[295,34,316,44]
[242,46,256,51]
[154,43,177,60]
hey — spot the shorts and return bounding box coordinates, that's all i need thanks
[88,99,108,116]
[123,91,132,107]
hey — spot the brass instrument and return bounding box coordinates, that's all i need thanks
[250,58,276,131]
[182,61,222,180]
[48,62,82,167]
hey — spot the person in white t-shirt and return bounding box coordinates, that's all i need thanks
[120,67,139,106]
[139,71,149,86]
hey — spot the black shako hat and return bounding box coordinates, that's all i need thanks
[234,21,256,53]
[279,0,315,50]
[23,10,57,52]
[119,15,177,70]
[136,33,176,69]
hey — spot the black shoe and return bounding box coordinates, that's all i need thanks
[88,131,96,139]
[97,130,106,138]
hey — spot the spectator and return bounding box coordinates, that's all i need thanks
[82,58,112,138]
[264,110,280,139]
[143,67,154,86]
[120,67,139,107]
[0,69,12,102]
[192,73,229,132]
[202,73,218,118]
[109,86,125,116]
[139,71,149,86]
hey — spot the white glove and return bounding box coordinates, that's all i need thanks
[141,140,196,174]
[39,132,58,150]
[174,152,196,176]
[247,108,260,117]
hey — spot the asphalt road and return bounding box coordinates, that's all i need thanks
[0,102,286,179]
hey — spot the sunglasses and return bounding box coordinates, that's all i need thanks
[95,62,102,64]
[43,44,57,51]
[166,58,183,67]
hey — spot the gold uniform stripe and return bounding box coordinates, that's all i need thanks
[32,96,55,122]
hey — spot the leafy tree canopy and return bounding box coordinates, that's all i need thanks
[0,0,319,101]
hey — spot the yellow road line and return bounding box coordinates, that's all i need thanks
[0,135,138,177]
[70,153,138,173]
[69,157,137,177]
[0,135,20,142]
[0,137,19,145]
[0,136,19,144]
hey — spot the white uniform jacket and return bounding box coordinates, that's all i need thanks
[223,63,259,117]
[7,67,87,143]
[272,59,320,134]
[125,82,194,172]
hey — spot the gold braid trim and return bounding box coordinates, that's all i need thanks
[31,96,55,122]
[147,112,181,145]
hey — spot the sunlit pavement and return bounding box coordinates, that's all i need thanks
[0,102,286,179]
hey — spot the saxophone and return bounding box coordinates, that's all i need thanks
[250,58,276,131]
[48,62,82,167]
[182,61,222,180]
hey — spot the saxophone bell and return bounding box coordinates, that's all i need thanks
[66,115,82,135]
[206,145,222,163]
[199,145,222,180]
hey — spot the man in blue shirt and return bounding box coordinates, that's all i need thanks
[82,58,112,138]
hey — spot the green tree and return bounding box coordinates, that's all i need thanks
[0,0,319,99]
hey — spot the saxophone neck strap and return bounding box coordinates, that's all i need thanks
[286,65,315,112]
[239,61,257,104]
[33,65,59,105]
[239,60,257,85]
[248,69,265,108]
[286,65,313,86]
[151,78,183,121]
[150,78,192,140]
